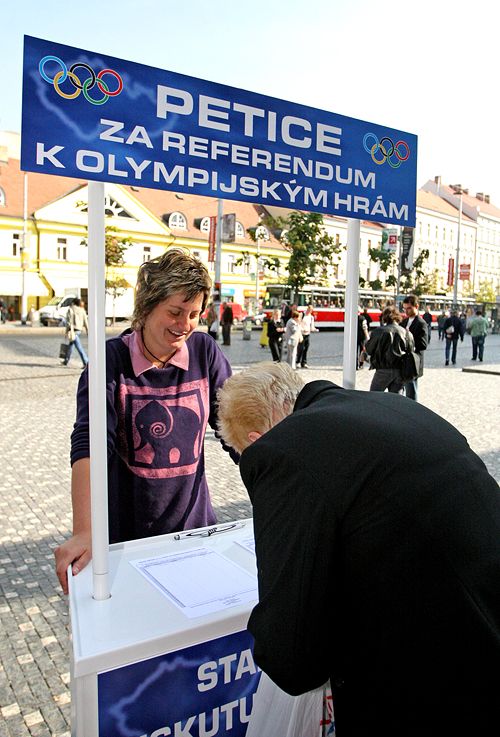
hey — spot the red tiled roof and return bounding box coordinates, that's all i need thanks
[0,157,85,217]
[0,156,285,250]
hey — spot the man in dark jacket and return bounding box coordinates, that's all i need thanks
[443,308,466,365]
[400,294,428,401]
[217,362,500,737]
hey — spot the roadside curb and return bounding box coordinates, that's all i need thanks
[462,367,500,376]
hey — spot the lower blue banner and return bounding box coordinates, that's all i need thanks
[98,630,261,737]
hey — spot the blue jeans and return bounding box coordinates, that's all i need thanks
[472,335,485,360]
[445,338,459,364]
[404,378,418,401]
[64,331,88,366]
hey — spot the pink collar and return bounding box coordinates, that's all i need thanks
[122,330,189,376]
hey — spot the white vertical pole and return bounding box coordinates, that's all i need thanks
[453,193,463,307]
[21,173,29,324]
[342,218,361,390]
[87,181,110,601]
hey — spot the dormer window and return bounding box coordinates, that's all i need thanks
[200,217,211,233]
[169,212,187,229]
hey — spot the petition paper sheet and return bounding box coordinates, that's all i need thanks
[131,547,258,618]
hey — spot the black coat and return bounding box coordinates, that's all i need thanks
[443,315,465,341]
[400,314,428,377]
[241,381,500,736]
[365,323,413,369]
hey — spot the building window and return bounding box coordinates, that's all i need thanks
[227,254,236,273]
[169,212,187,229]
[57,237,67,261]
[236,221,245,239]
[0,187,5,206]
[255,225,270,241]
[143,246,151,262]
[12,233,20,256]
[200,217,211,233]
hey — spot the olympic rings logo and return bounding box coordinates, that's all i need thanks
[39,55,123,105]
[363,133,410,169]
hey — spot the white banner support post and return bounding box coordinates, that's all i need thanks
[87,181,110,601]
[342,218,361,390]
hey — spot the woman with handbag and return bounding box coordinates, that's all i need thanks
[365,306,414,393]
[62,298,89,367]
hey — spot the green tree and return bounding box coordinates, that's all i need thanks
[360,239,431,296]
[103,227,133,324]
[475,279,496,303]
[249,212,341,300]
[80,219,133,324]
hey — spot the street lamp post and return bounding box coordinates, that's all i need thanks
[453,189,464,307]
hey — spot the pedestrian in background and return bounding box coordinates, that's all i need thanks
[400,295,428,401]
[296,305,318,369]
[365,306,414,393]
[62,298,89,368]
[443,308,465,365]
[469,309,489,362]
[206,302,218,340]
[356,311,370,369]
[284,309,302,369]
[267,308,285,362]
[437,310,447,340]
[422,306,433,341]
[220,302,234,345]
[362,306,372,334]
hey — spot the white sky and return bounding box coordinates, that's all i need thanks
[2,0,498,204]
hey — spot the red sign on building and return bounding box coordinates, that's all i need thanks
[459,263,471,280]
[447,258,454,286]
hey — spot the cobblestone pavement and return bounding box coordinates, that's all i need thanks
[0,323,499,736]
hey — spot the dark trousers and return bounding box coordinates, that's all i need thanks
[221,324,231,345]
[445,338,459,363]
[472,335,485,360]
[269,337,282,362]
[370,368,404,393]
[297,334,310,366]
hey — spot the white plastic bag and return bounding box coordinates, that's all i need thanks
[246,672,335,737]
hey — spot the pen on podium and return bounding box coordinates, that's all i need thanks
[174,521,245,540]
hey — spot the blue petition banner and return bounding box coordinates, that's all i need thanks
[21,35,417,226]
[97,630,261,737]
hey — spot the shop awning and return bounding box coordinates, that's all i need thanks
[0,270,49,297]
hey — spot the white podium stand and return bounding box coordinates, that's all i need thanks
[69,518,260,737]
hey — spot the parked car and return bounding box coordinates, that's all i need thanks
[249,312,267,327]
[39,290,135,326]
